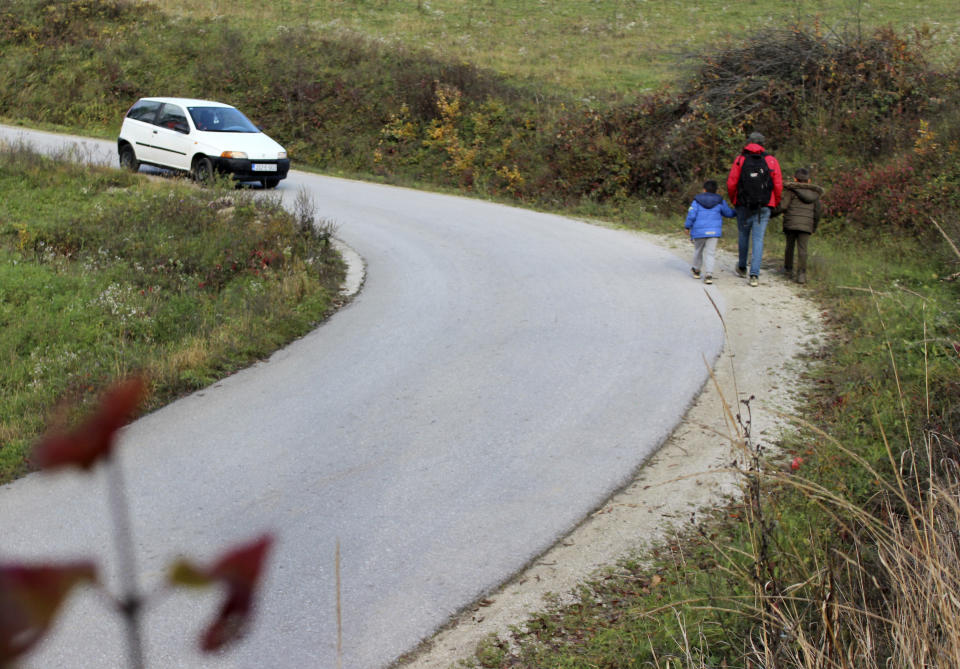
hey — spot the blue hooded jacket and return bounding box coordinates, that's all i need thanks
[684,192,736,239]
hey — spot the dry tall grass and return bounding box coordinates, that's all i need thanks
[684,231,960,668]
[739,427,960,669]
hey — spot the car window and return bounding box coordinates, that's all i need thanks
[127,100,161,123]
[188,106,259,133]
[157,103,189,133]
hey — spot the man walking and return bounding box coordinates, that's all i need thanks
[726,132,783,286]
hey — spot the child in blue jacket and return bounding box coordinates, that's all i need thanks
[684,180,736,284]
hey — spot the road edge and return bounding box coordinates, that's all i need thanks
[331,237,366,299]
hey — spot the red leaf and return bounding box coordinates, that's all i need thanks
[32,377,148,471]
[791,456,804,471]
[0,562,97,664]
[170,534,274,652]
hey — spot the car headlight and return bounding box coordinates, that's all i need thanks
[278,151,287,160]
[220,151,248,159]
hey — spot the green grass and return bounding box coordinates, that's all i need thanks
[0,145,344,483]
[146,0,960,97]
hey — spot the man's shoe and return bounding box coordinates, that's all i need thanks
[735,266,747,278]
[796,272,807,284]
[749,275,759,287]
[691,267,701,279]
[704,275,713,285]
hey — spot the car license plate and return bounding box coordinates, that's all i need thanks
[252,163,275,172]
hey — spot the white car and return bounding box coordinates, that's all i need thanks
[117,97,290,188]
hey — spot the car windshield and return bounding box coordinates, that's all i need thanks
[187,106,260,133]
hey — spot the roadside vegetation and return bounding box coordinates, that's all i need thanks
[1,0,960,667]
[0,146,344,483]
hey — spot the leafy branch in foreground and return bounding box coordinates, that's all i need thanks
[0,377,273,668]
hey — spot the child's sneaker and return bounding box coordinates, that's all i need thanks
[691,267,701,279]
[735,266,747,278]
[749,275,759,287]
[704,275,713,285]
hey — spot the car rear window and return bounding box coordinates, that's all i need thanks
[188,107,260,133]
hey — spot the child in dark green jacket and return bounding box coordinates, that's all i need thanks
[774,168,823,284]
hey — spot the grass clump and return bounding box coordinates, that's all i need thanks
[0,144,344,484]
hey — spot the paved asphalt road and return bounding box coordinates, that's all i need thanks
[0,126,725,668]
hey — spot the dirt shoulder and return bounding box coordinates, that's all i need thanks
[397,232,825,669]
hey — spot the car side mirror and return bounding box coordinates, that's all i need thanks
[175,122,190,134]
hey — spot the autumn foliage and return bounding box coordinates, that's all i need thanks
[1,378,273,667]
[31,377,147,471]
[170,535,274,652]
[0,562,97,663]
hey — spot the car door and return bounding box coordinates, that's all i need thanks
[152,102,194,171]
[123,99,162,165]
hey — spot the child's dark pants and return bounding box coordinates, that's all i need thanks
[784,230,810,274]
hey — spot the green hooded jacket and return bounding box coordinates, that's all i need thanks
[775,182,824,234]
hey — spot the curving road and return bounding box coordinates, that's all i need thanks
[0,126,725,668]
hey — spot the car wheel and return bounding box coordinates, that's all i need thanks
[261,178,280,189]
[119,144,140,173]
[192,156,214,184]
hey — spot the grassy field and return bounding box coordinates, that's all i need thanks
[3,0,955,208]
[0,145,344,483]
[2,0,960,666]
[144,0,960,97]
